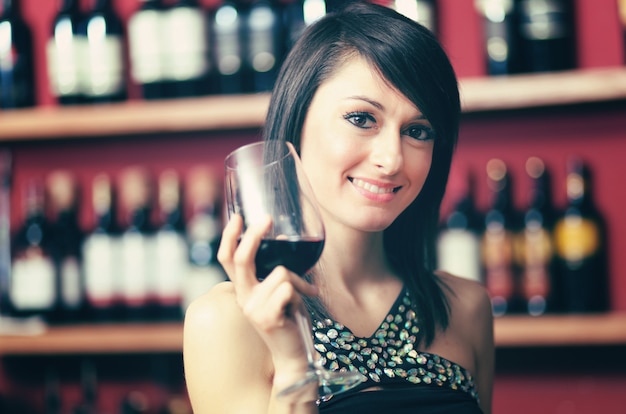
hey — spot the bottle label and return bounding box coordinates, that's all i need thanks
[482,225,516,313]
[47,35,87,97]
[162,7,209,81]
[516,226,552,303]
[120,232,155,305]
[84,35,125,97]
[247,7,278,74]
[154,231,188,304]
[437,229,482,283]
[392,0,436,32]
[83,234,119,307]
[128,10,164,83]
[10,249,56,311]
[60,256,82,309]
[520,0,569,40]
[214,9,242,76]
[182,265,225,312]
[554,216,600,262]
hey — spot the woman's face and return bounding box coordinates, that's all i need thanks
[300,56,434,234]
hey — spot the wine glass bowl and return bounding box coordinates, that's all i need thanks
[224,140,365,400]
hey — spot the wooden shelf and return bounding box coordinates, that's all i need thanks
[0,314,625,356]
[1,68,626,142]
[0,323,183,355]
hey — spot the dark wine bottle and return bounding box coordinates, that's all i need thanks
[481,158,522,316]
[182,166,225,312]
[128,0,166,100]
[515,157,558,316]
[9,179,56,319]
[553,158,609,313]
[282,0,327,51]
[44,370,62,414]
[211,0,245,94]
[437,168,483,283]
[475,0,521,75]
[47,170,85,324]
[0,150,11,317]
[0,0,35,109]
[119,167,156,321]
[517,0,576,72]
[83,173,121,322]
[161,0,210,98]
[154,170,187,320]
[389,0,437,35]
[244,0,285,92]
[81,0,127,103]
[48,0,86,105]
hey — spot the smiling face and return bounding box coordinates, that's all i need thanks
[300,56,435,234]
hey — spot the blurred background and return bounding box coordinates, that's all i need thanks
[0,0,625,412]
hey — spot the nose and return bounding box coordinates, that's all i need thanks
[370,128,403,175]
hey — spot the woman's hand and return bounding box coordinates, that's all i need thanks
[217,214,320,387]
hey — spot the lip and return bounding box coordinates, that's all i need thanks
[349,177,402,202]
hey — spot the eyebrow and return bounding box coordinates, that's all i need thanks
[346,95,428,120]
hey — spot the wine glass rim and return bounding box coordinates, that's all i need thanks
[224,140,295,171]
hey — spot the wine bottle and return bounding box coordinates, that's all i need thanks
[47,170,85,324]
[161,0,210,98]
[119,167,156,321]
[244,0,285,92]
[282,0,327,52]
[154,170,187,320]
[515,157,558,316]
[475,0,521,75]
[73,360,98,414]
[44,370,62,414]
[553,158,609,313]
[437,168,483,283]
[81,0,127,103]
[0,0,35,109]
[128,0,166,100]
[0,150,11,317]
[211,0,245,94]
[83,173,121,322]
[9,179,56,319]
[182,166,225,313]
[390,0,437,35]
[47,0,86,105]
[516,0,576,73]
[481,158,522,316]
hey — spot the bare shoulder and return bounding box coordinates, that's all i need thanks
[183,282,272,413]
[436,271,494,414]
[436,271,492,322]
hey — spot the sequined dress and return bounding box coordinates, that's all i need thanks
[311,287,483,413]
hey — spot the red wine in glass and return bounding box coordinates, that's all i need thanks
[255,238,324,280]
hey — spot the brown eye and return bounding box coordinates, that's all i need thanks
[344,112,375,129]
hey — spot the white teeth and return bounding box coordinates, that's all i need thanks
[351,178,395,194]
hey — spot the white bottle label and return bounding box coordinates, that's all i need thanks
[437,229,482,283]
[162,7,209,81]
[47,22,87,97]
[182,265,225,312]
[120,232,155,305]
[154,231,188,304]
[83,233,119,307]
[10,251,56,311]
[84,33,124,97]
[128,10,164,83]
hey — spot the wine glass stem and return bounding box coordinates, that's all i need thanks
[295,308,318,366]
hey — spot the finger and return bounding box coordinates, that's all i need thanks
[263,266,319,298]
[216,214,243,275]
[231,215,272,293]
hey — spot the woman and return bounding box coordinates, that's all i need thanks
[184,3,494,413]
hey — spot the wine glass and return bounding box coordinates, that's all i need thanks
[224,140,365,401]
